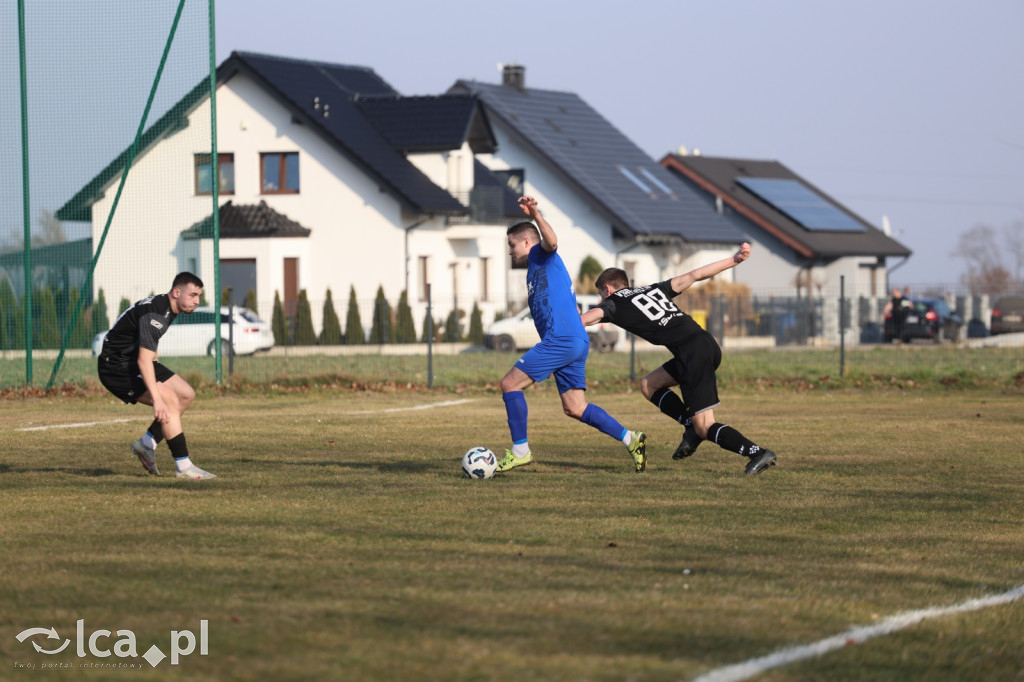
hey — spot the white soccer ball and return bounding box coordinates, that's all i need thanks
[462,446,497,479]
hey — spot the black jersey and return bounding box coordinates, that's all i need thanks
[100,293,176,361]
[597,280,704,347]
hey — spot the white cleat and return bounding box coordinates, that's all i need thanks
[175,464,217,480]
[131,438,159,476]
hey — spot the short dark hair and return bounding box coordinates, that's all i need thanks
[595,267,629,292]
[506,221,539,240]
[172,271,204,290]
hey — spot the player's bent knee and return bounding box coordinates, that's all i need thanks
[692,413,713,439]
[639,376,654,400]
[158,386,181,412]
[563,405,585,420]
[500,370,531,394]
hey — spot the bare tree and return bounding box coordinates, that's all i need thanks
[1004,218,1024,285]
[954,224,999,270]
[1,209,67,253]
[38,209,66,246]
[954,223,1019,294]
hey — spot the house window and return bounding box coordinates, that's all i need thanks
[418,256,430,302]
[492,169,525,196]
[195,153,234,195]
[261,152,300,193]
[479,257,490,302]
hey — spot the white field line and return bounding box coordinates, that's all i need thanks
[15,418,137,432]
[690,583,1024,682]
[346,398,475,415]
[8,399,475,430]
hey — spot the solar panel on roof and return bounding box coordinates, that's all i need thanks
[735,177,865,232]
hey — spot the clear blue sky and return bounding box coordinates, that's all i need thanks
[216,0,1024,285]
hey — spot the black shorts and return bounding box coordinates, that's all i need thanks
[97,355,176,405]
[662,330,722,416]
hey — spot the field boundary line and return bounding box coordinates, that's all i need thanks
[346,398,475,415]
[690,583,1024,682]
[14,418,137,432]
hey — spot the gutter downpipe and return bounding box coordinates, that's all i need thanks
[885,255,910,292]
[404,215,432,294]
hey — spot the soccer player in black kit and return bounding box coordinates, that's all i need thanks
[96,272,216,480]
[581,243,776,475]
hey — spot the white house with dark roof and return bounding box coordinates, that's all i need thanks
[58,52,517,335]
[662,153,911,343]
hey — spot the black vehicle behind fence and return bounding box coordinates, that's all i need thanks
[990,296,1024,335]
[884,297,961,343]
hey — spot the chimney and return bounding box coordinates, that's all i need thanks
[502,63,525,89]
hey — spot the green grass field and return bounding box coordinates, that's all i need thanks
[1,383,1022,681]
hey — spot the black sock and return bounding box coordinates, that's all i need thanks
[649,388,688,424]
[166,433,189,460]
[148,420,164,444]
[707,422,758,457]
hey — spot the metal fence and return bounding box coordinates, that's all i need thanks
[5,282,1023,390]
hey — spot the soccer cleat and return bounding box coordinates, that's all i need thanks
[496,449,532,473]
[175,464,217,480]
[131,438,159,476]
[672,427,703,460]
[627,431,647,473]
[745,449,777,476]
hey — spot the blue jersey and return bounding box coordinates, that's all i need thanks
[526,245,586,341]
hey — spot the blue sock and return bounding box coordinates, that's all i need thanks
[580,404,628,441]
[502,391,529,445]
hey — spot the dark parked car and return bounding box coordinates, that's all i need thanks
[990,296,1024,335]
[884,297,961,343]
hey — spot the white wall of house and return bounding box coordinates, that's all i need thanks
[408,143,475,203]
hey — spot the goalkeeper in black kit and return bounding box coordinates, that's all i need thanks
[581,243,776,475]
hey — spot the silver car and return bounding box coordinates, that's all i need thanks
[93,306,275,357]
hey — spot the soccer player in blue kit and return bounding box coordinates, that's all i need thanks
[496,195,647,474]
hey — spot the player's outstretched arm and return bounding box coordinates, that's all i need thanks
[518,195,557,252]
[670,242,751,294]
[580,307,605,327]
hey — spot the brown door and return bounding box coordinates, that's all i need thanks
[284,258,298,322]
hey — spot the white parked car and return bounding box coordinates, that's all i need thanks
[92,306,275,357]
[483,295,623,353]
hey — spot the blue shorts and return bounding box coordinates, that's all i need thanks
[516,334,589,394]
